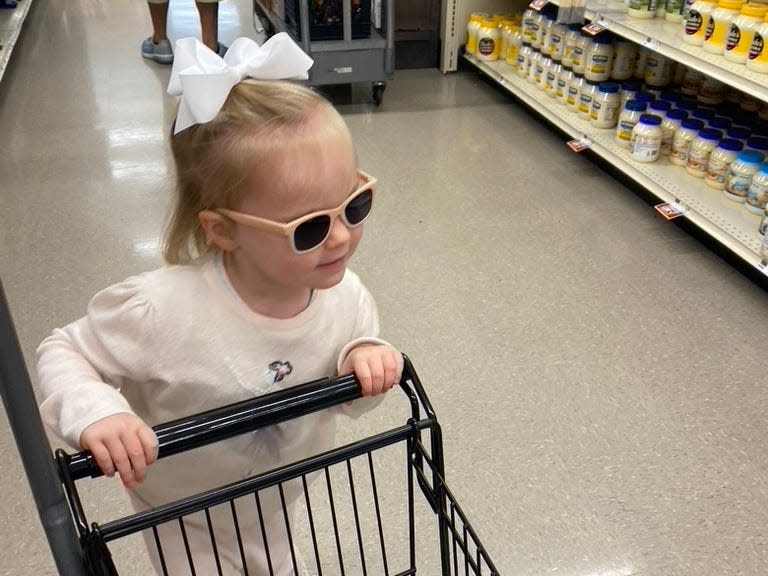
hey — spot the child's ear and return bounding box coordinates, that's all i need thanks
[198,210,239,252]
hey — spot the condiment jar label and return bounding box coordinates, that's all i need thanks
[725,172,753,197]
[685,10,704,35]
[704,16,716,41]
[479,37,498,57]
[726,23,741,51]
[749,31,765,60]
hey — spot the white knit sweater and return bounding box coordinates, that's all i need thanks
[36,253,386,508]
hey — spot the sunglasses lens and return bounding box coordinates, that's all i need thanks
[294,215,332,252]
[344,189,373,226]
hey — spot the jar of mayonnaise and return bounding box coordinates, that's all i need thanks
[670,118,705,166]
[725,3,768,63]
[725,150,765,202]
[584,33,615,82]
[703,0,744,54]
[746,163,768,213]
[630,114,664,162]
[645,52,672,87]
[661,108,689,155]
[683,0,718,45]
[686,128,723,177]
[747,12,768,73]
[591,82,622,128]
[466,12,489,55]
[611,39,637,80]
[705,138,744,188]
[616,100,649,147]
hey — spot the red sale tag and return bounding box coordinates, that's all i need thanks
[654,202,689,220]
[567,137,592,152]
[582,21,606,35]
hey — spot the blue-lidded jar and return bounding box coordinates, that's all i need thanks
[708,116,732,131]
[616,100,649,147]
[727,126,751,142]
[670,118,705,166]
[746,164,768,214]
[630,113,664,162]
[705,138,744,189]
[661,108,689,156]
[725,150,765,202]
[686,128,723,177]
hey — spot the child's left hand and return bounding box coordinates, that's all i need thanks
[340,345,403,396]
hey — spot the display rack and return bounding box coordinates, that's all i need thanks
[551,0,768,103]
[441,0,768,272]
[254,0,394,104]
[0,0,34,84]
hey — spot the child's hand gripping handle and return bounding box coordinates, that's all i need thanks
[64,373,363,481]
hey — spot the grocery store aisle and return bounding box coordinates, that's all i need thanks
[2,1,768,575]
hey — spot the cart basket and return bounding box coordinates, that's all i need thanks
[52,356,500,576]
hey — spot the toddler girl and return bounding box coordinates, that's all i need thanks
[36,35,402,575]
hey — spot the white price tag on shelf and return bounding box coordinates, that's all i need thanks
[582,21,606,36]
[756,261,768,276]
[644,37,660,51]
[654,201,689,220]
[529,0,548,10]
[567,137,592,152]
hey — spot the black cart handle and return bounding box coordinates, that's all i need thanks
[64,356,428,481]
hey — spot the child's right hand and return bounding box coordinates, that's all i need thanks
[79,414,158,489]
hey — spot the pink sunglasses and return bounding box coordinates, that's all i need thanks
[217,171,377,254]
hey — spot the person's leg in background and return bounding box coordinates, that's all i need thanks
[196,1,227,56]
[141,0,174,64]
[196,1,223,54]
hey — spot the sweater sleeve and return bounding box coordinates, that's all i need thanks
[36,276,156,448]
[334,275,401,418]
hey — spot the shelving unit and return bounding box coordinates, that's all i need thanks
[553,0,768,102]
[465,54,766,266]
[441,0,768,273]
[254,0,394,102]
[0,0,34,84]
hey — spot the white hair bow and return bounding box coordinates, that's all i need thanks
[167,33,314,134]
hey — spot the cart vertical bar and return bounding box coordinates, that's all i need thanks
[343,0,352,43]
[385,0,395,75]
[0,280,86,575]
[299,0,311,53]
[430,421,452,576]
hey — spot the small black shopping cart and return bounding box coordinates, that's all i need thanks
[0,282,500,575]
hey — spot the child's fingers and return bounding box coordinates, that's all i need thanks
[382,350,400,390]
[103,436,135,487]
[87,441,116,478]
[122,431,149,485]
[138,425,159,465]
[354,360,373,395]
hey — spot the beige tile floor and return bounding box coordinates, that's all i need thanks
[2,1,768,575]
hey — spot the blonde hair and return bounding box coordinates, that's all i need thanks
[163,80,348,264]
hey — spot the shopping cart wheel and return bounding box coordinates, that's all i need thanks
[372,82,386,106]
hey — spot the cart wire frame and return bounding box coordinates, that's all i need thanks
[56,357,499,575]
[0,279,499,575]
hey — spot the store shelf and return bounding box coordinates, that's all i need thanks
[549,0,768,103]
[465,53,767,268]
[0,0,34,84]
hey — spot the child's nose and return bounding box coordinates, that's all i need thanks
[325,215,351,248]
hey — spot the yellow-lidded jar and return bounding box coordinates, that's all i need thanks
[724,3,768,62]
[476,18,501,61]
[683,0,718,45]
[747,12,768,72]
[703,0,744,54]
[466,12,489,56]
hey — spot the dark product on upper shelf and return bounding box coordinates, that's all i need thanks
[285,0,372,41]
